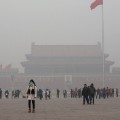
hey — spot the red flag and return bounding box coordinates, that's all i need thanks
[90,0,103,10]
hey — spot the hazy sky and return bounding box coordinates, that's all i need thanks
[0,0,120,72]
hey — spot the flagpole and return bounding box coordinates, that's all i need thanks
[90,0,105,87]
[101,2,105,88]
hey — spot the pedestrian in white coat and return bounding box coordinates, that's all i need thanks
[26,79,37,113]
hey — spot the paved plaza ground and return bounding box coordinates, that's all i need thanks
[0,97,120,120]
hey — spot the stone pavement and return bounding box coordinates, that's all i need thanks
[0,97,120,120]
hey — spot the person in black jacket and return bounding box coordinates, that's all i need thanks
[0,88,2,99]
[82,84,89,105]
[89,83,96,104]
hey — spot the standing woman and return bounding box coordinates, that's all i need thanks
[26,79,37,113]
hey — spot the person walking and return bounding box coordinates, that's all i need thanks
[39,89,43,100]
[116,88,119,97]
[82,84,89,105]
[26,79,37,113]
[57,89,60,98]
[0,88,2,99]
[89,83,96,104]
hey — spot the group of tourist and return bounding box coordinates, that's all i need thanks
[0,88,21,99]
[82,83,96,104]
[0,79,119,113]
[26,80,119,113]
[96,87,119,98]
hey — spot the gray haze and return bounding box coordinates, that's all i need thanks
[0,0,120,72]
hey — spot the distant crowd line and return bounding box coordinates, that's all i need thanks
[0,81,119,113]
[0,85,119,102]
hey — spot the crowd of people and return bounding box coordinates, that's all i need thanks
[0,79,119,113]
[0,88,21,99]
[0,87,119,100]
[27,80,119,113]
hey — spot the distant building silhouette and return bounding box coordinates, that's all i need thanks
[21,42,114,75]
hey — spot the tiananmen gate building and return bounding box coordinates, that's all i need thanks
[21,42,114,76]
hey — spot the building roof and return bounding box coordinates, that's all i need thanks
[30,43,104,57]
